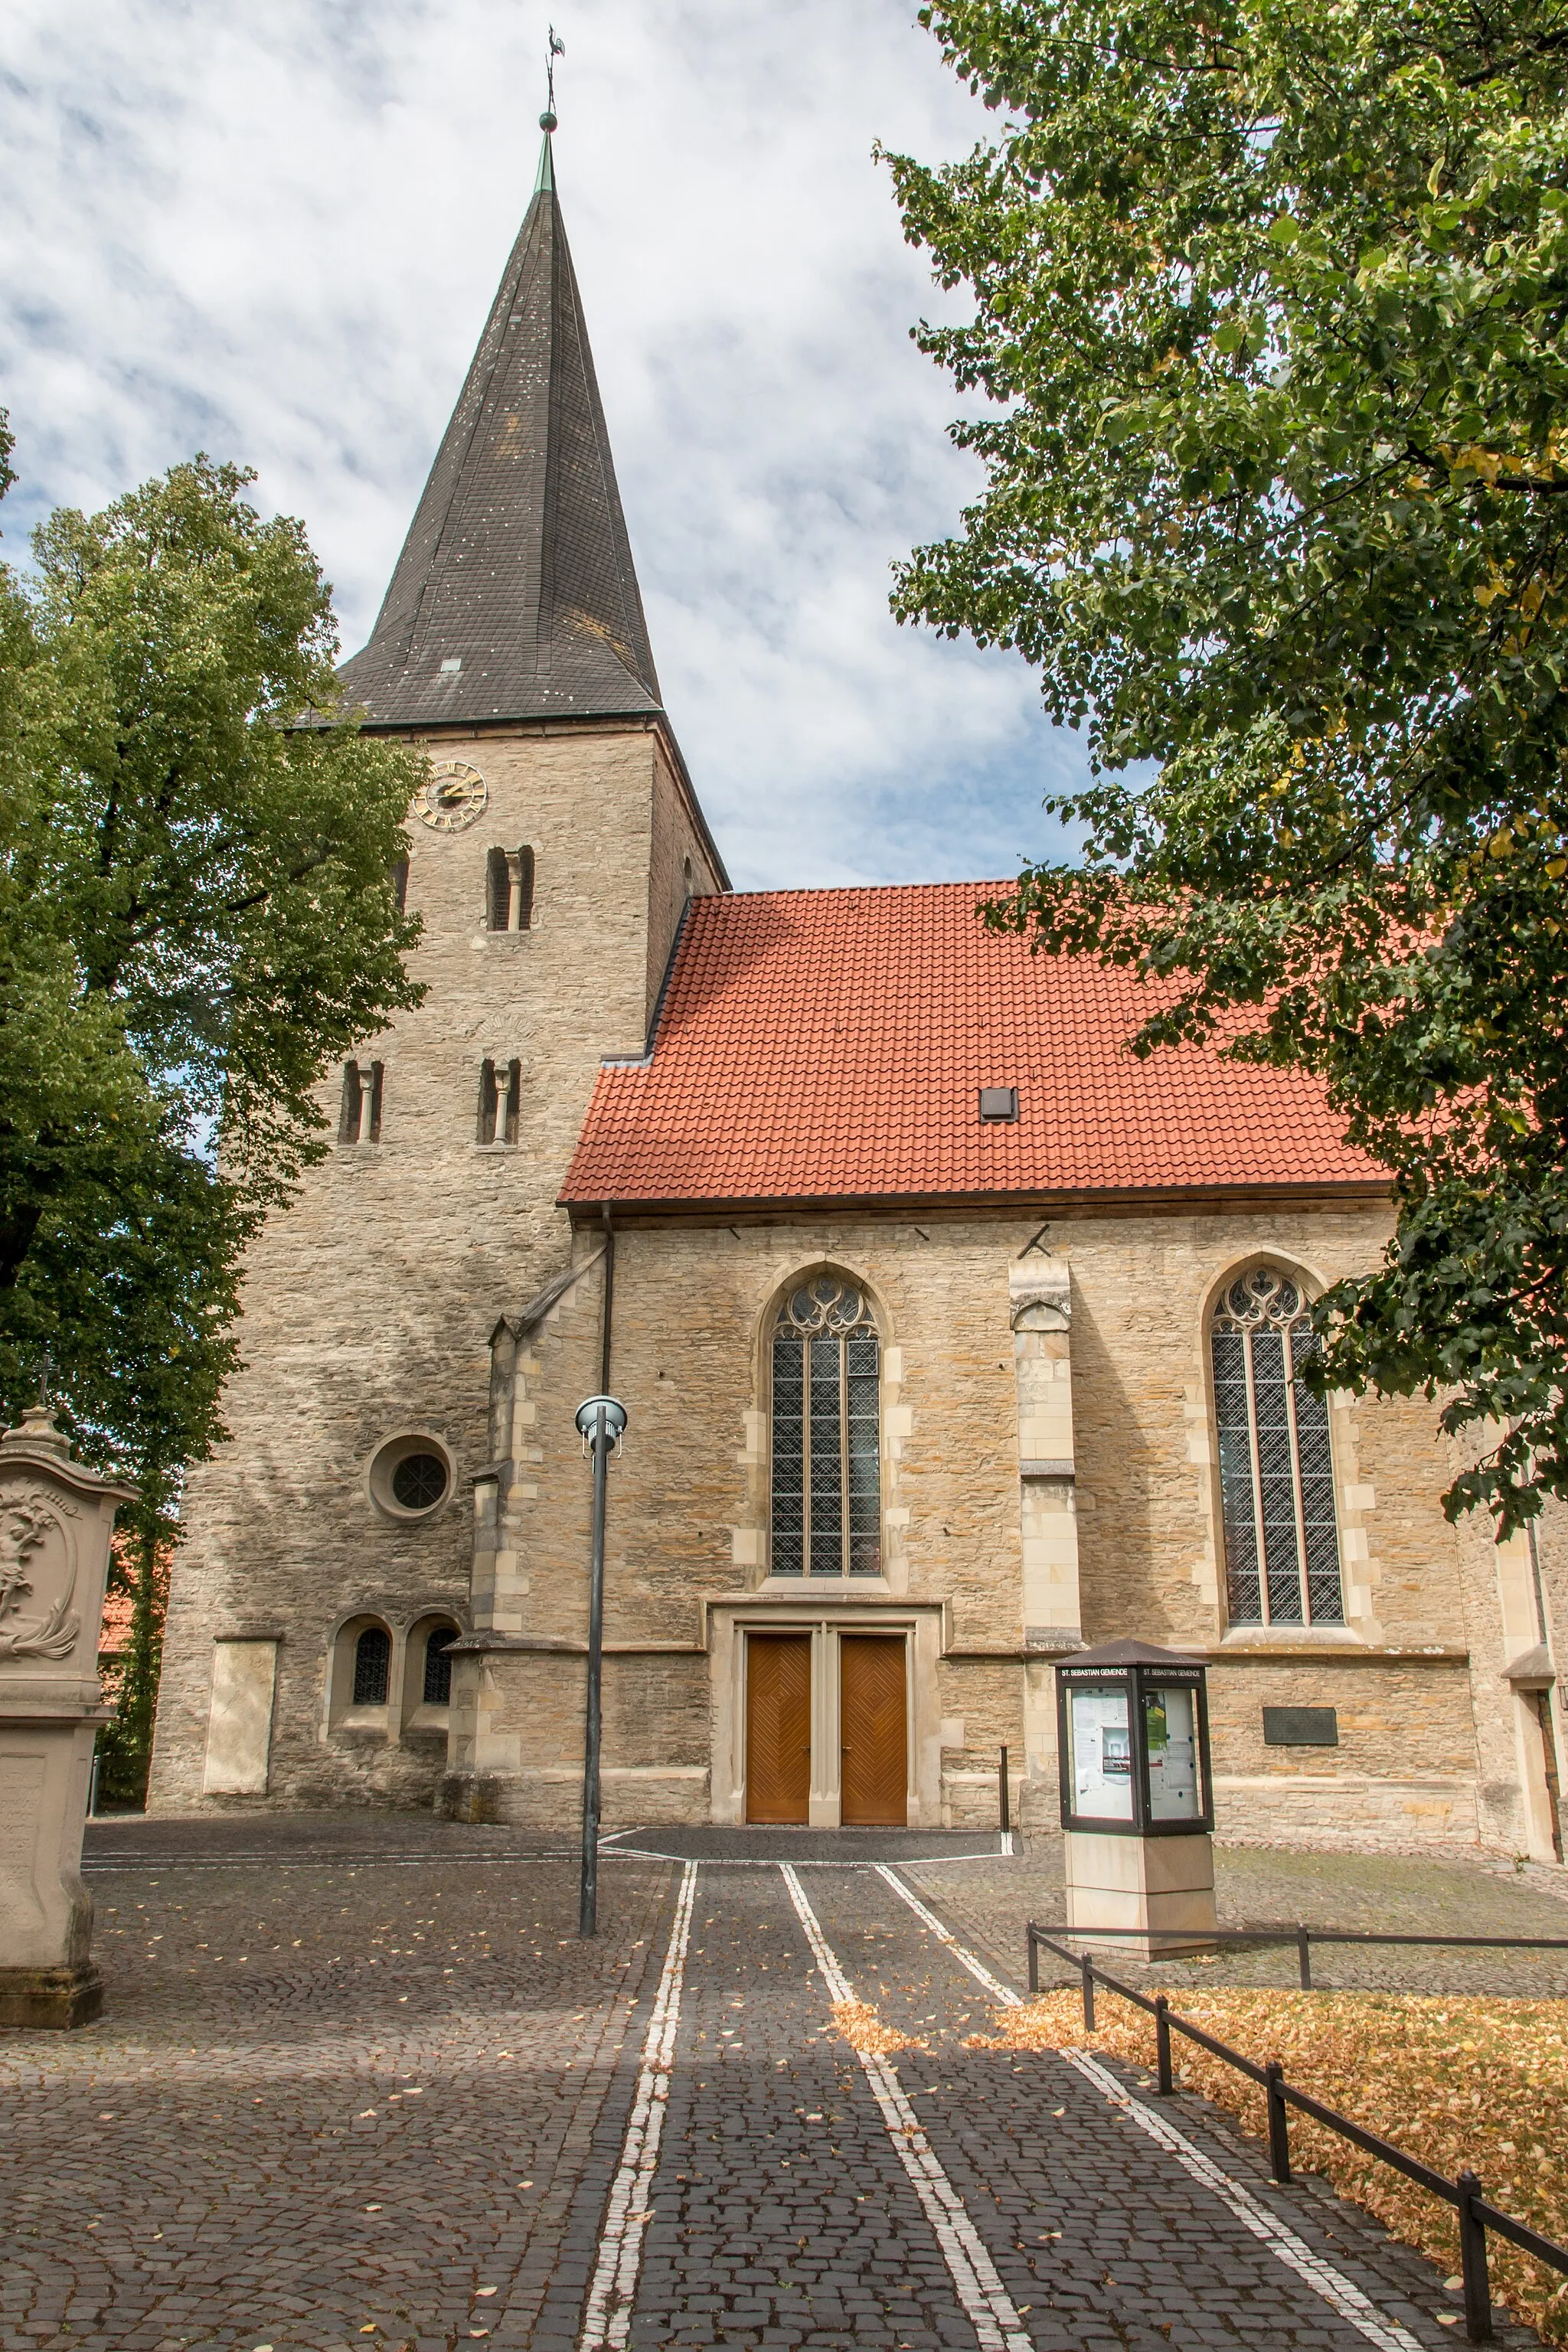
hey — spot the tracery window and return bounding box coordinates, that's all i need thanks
[769,1276,880,1577]
[1210,1267,1344,1628]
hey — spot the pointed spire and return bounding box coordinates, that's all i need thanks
[337,129,662,730]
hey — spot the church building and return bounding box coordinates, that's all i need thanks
[149,127,1563,1864]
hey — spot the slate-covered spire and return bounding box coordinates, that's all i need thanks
[338,125,662,728]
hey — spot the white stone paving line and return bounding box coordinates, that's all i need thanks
[874,1864,1428,2352]
[873,1862,1021,2005]
[780,1862,1033,2352]
[577,1857,698,2352]
[1064,2048,1428,2352]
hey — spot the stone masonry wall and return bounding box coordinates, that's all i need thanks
[459,1200,1502,1848]
[150,717,720,1813]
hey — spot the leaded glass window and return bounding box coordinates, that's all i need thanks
[1210,1268,1344,1627]
[352,1624,391,1706]
[423,1625,458,1706]
[770,1276,880,1576]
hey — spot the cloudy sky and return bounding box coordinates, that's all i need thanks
[2,0,1084,890]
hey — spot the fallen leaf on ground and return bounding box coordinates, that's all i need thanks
[829,1999,929,2057]
[977,1988,1568,2344]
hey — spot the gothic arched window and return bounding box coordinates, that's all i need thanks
[770,1276,880,1577]
[1210,1267,1344,1628]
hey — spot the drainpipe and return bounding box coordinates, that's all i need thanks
[599,1202,616,1394]
[579,1205,617,1937]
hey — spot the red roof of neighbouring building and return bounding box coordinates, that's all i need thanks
[99,1589,134,1656]
[560,883,1381,1210]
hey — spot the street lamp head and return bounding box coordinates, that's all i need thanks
[574,1394,628,1450]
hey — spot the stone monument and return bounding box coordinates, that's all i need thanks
[0,1399,136,2027]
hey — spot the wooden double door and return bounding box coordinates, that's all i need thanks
[745,1632,906,1827]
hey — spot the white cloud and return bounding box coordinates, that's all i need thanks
[0,0,1087,887]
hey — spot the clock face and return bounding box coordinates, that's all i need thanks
[416,760,488,832]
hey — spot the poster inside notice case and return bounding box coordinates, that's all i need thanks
[1070,1687,1135,1821]
[1145,1683,1200,1821]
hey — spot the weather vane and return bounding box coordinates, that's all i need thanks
[541,24,564,129]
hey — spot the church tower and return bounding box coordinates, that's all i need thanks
[150,124,725,1811]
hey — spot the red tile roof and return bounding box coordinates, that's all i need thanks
[560,883,1381,1210]
[99,1589,134,1656]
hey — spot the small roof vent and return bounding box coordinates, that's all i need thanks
[978,1086,1018,1123]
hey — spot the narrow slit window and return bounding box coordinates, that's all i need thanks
[769,1276,880,1577]
[339,1061,382,1144]
[485,847,509,931]
[390,858,410,913]
[1210,1267,1344,1628]
[478,1059,520,1145]
[485,845,535,931]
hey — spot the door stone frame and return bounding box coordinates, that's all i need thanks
[707,1596,943,1828]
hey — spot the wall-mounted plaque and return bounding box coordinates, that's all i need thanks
[1263,1705,1339,1747]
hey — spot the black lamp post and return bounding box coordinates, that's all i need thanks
[575,1392,626,1938]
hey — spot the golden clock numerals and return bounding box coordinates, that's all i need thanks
[416,760,488,832]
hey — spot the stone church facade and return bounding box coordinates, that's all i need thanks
[149,131,1564,1864]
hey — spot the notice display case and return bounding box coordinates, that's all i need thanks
[1054,1638,1218,1954]
[1058,1645,1213,1835]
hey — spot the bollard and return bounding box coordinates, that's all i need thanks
[1154,1994,1173,2096]
[1080,1950,1096,2032]
[1296,1924,1312,1991]
[1027,1925,1039,1996]
[1266,2060,1291,2183]
[1457,2170,1492,2343]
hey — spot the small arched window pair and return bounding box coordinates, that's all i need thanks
[423,1625,459,1706]
[352,1623,390,1706]
[479,1058,521,1145]
[486,846,535,932]
[770,1276,880,1577]
[1210,1267,1344,1627]
[339,1061,384,1144]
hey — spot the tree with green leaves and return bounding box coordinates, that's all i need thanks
[0,425,426,1794]
[884,0,1568,1532]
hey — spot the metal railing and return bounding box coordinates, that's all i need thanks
[1026,1924,1568,2343]
[1025,1918,1568,1991]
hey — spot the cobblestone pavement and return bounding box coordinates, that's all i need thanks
[910,1838,1568,1998]
[81,1813,573,1868]
[2,1825,1560,2350]
[601,1860,1535,2352]
[2,1854,669,2352]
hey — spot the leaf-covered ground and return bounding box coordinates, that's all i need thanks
[980,1990,1568,2343]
